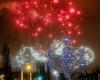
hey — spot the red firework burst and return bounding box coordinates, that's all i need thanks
[0,0,83,45]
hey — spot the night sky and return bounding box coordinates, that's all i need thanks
[0,0,100,69]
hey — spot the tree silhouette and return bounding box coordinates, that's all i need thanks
[58,73,68,80]
[46,65,51,80]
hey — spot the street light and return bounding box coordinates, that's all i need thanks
[51,70,59,80]
[0,74,4,80]
[23,63,33,72]
[52,70,59,77]
[21,63,33,80]
[34,74,44,80]
[36,76,43,80]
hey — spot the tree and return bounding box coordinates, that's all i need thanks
[46,65,51,80]
[58,73,68,80]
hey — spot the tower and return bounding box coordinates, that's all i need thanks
[40,63,45,74]
[2,44,12,80]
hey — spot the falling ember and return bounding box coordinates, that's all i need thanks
[53,0,59,4]
[77,31,81,35]
[58,17,63,22]
[72,39,77,44]
[69,8,75,13]
[49,34,53,38]
[25,5,29,9]
[32,33,38,37]
[37,27,42,32]
[65,15,70,20]
[19,23,24,27]
[16,20,20,24]
[69,2,73,6]
[68,31,72,35]
[77,11,81,15]
[68,22,73,27]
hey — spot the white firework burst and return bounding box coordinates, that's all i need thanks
[74,46,95,68]
[11,46,48,69]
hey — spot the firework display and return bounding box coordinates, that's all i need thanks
[47,37,95,79]
[16,0,81,36]
[0,0,97,80]
[11,37,95,79]
[73,46,95,68]
[0,0,82,43]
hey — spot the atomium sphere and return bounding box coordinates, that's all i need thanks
[47,60,55,70]
[74,46,95,68]
[63,36,70,44]
[61,47,76,70]
[47,50,55,57]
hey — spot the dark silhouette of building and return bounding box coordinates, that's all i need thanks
[2,44,12,80]
[79,69,100,80]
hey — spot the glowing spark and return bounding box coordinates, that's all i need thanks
[53,0,59,4]
[70,8,75,13]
